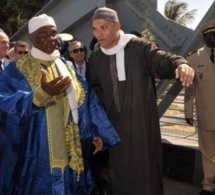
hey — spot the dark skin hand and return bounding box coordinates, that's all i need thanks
[40,69,72,96]
[185,118,194,126]
[92,137,103,154]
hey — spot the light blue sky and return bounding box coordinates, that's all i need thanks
[157,0,214,29]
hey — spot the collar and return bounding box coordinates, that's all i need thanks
[75,62,86,69]
[100,30,135,55]
[0,58,4,63]
[31,47,60,61]
[100,30,136,81]
[204,45,214,55]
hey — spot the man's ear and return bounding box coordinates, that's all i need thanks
[116,22,121,31]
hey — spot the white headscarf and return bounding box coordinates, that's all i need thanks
[100,31,136,81]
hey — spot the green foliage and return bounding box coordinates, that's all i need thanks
[141,29,158,46]
[0,0,50,37]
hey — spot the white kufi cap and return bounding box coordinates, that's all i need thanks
[28,14,56,34]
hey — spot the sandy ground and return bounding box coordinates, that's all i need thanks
[160,96,196,133]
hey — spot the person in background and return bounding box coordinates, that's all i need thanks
[89,36,100,55]
[14,40,30,58]
[68,40,89,78]
[7,47,17,60]
[9,41,17,49]
[0,29,10,72]
[0,14,120,195]
[58,34,65,54]
[6,41,17,60]
[89,7,194,195]
[58,33,73,56]
[185,19,215,195]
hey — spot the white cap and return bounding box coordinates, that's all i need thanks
[199,19,215,36]
[28,14,56,34]
[58,33,73,42]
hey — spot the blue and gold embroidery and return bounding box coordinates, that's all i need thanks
[16,55,86,180]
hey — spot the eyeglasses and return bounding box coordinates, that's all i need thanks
[16,51,29,55]
[71,48,84,54]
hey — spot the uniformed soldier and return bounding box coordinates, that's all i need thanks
[185,19,215,195]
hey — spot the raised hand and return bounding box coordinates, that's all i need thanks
[175,64,195,87]
[40,69,72,96]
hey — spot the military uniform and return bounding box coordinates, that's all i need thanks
[185,20,215,194]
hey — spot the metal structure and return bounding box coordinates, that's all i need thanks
[10,0,215,118]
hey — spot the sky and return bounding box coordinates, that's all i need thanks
[157,0,214,29]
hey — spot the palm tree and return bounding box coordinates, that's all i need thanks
[164,0,197,27]
[141,0,196,45]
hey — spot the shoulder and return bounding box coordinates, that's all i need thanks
[126,37,150,50]
[89,48,106,63]
[16,55,35,69]
[64,59,76,70]
[4,58,11,66]
[3,59,25,81]
[129,37,147,44]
